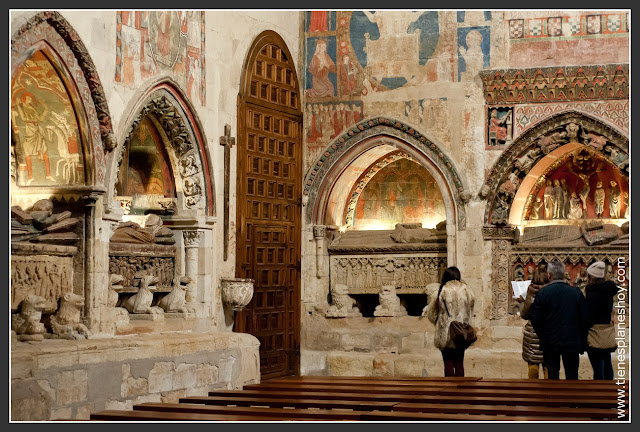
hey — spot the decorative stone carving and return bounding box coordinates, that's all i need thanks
[12,294,47,341]
[491,193,511,225]
[109,246,176,291]
[313,225,326,239]
[490,239,510,320]
[11,200,80,245]
[326,283,361,318]
[374,285,407,317]
[118,94,206,209]
[220,278,254,312]
[183,230,204,247]
[110,214,175,245]
[11,244,76,313]
[390,223,447,243]
[120,275,164,314]
[609,181,621,218]
[514,147,543,173]
[49,292,91,340]
[593,181,605,218]
[157,276,195,314]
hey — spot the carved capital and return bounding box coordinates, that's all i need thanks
[182,230,204,247]
[313,225,326,239]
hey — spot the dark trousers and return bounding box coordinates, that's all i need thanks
[441,348,466,377]
[543,347,579,380]
[587,349,614,380]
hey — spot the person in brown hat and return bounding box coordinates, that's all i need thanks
[584,261,618,379]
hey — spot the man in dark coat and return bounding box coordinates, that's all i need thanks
[530,260,588,379]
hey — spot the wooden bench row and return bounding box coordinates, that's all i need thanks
[90,376,628,422]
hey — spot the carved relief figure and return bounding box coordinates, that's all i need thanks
[120,275,163,314]
[157,276,194,313]
[623,191,629,218]
[306,39,336,98]
[111,214,166,244]
[543,179,554,220]
[568,192,583,219]
[593,181,605,218]
[49,292,91,339]
[537,130,567,154]
[491,194,510,224]
[515,147,542,173]
[531,197,543,220]
[577,173,591,218]
[560,179,570,218]
[565,122,579,140]
[12,294,47,340]
[488,108,511,146]
[552,179,564,219]
[374,284,407,317]
[609,181,621,218]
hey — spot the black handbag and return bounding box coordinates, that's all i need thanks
[444,301,477,348]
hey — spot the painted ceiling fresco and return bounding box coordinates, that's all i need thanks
[351,157,446,230]
[11,50,85,187]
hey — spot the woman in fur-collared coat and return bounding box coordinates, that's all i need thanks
[520,266,549,379]
[425,267,475,377]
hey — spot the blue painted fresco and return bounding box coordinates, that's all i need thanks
[305,36,338,97]
[457,26,490,82]
[348,11,439,90]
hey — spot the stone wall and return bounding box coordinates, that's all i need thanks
[299,10,629,377]
[11,332,259,420]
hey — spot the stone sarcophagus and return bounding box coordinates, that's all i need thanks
[327,223,448,317]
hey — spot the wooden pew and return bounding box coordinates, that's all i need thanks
[206,389,620,409]
[392,402,624,420]
[181,395,397,411]
[90,409,320,421]
[360,410,589,421]
[134,402,364,420]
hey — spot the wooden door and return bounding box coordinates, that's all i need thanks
[236,35,301,379]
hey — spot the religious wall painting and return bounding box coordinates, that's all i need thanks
[348,11,440,90]
[11,50,85,187]
[115,11,205,105]
[524,149,628,222]
[487,106,513,148]
[457,11,491,24]
[115,116,176,211]
[306,100,363,144]
[351,157,446,230]
[457,26,490,82]
[305,11,337,33]
[305,36,338,100]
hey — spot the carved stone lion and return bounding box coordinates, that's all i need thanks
[156,276,194,313]
[120,275,163,314]
[374,284,407,317]
[326,283,361,318]
[12,294,47,340]
[50,292,92,340]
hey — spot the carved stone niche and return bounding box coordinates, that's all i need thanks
[327,223,447,317]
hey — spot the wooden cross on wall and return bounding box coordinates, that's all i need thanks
[220,124,235,261]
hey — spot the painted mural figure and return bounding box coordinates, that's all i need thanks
[340,54,358,96]
[13,93,55,184]
[568,192,583,219]
[488,108,509,145]
[593,181,605,218]
[459,30,484,81]
[609,181,621,218]
[306,39,336,98]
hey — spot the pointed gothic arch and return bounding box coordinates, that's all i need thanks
[303,117,471,231]
[107,78,215,218]
[480,110,629,226]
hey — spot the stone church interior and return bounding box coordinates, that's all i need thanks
[10,10,629,421]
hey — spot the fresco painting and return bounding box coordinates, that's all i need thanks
[349,11,440,90]
[11,50,84,187]
[457,26,490,82]
[305,36,338,99]
[306,11,337,33]
[116,11,205,105]
[115,116,176,199]
[353,158,446,230]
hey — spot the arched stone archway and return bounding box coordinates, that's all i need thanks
[480,110,628,227]
[106,79,215,219]
[303,116,471,232]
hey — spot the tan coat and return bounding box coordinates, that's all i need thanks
[425,280,475,350]
[520,283,544,364]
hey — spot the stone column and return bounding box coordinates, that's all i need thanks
[82,193,100,330]
[182,230,204,308]
[313,225,326,278]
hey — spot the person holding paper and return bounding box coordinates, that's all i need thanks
[529,260,588,380]
[519,265,549,379]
